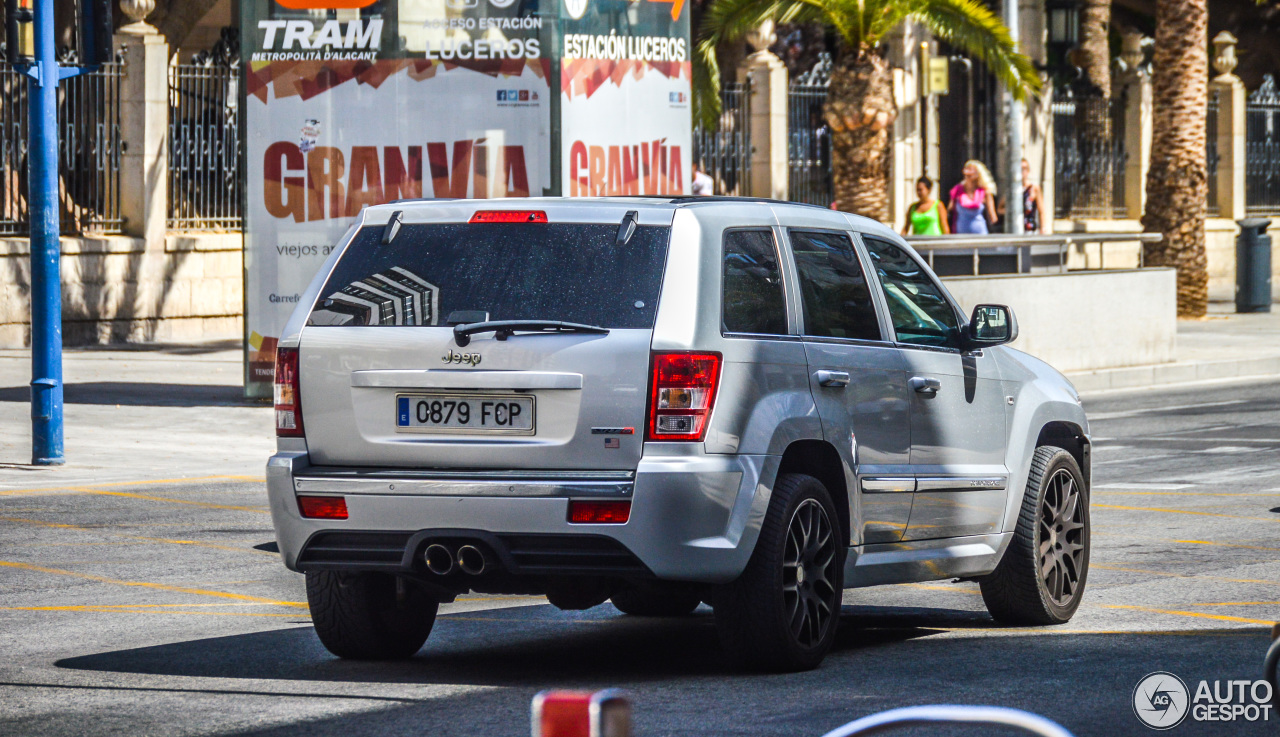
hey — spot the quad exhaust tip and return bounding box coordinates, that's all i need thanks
[424,544,455,576]
[457,545,487,575]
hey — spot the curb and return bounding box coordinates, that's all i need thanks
[1068,355,1280,394]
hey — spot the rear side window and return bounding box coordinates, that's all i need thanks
[307,222,671,328]
[789,229,881,341]
[722,229,787,335]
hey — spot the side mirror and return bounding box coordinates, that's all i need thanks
[964,304,1018,349]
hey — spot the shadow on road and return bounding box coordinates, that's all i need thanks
[54,605,968,686]
[0,382,259,407]
[48,614,1276,737]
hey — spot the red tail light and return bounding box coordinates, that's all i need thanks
[469,210,548,223]
[297,495,348,520]
[646,352,721,441]
[274,347,304,438]
[568,500,631,524]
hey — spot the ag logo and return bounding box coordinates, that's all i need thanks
[564,0,588,19]
[1133,672,1190,730]
[489,0,516,7]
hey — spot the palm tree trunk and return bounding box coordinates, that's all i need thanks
[1141,0,1209,317]
[825,50,895,222]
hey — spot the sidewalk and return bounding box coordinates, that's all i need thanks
[0,342,273,488]
[1067,302,1280,393]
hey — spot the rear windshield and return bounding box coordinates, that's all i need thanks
[306,222,671,329]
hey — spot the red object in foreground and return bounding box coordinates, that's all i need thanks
[297,495,349,520]
[646,352,722,441]
[568,500,631,524]
[274,347,304,437]
[532,690,631,737]
[469,210,549,223]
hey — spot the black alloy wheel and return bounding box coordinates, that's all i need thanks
[1039,467,1086,607]
[784,498,839,647]
[980,445,1090,625]
[713,473,844,671]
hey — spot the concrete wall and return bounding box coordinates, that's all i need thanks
[942,268,1177,373]
[1057,216,1280,302]
[0,233,242,348]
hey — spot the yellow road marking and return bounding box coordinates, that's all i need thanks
[1094,503,1277,522]
[1188,602,1280,607]
[0,475,263,496]
[1091,564,1280,586]
[900,583,982,595]
[2,603,268,610]
[0,607,305,618]
[0,560,306,608]
[1174,539,1280,553]
[70,488,269,513]
[1102,604,1277,626]
[1099,491,1280,497]
[0,516,274,555]
[955,628,1267,637]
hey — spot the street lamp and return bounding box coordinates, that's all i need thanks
[1046,0,1079,47]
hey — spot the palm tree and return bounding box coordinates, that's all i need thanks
[1141,0,1208,317]
[694,0,1041,222]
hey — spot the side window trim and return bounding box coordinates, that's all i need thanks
[720,226,795,338]
[857,233,967,352]
[848,231,899,347]
[773,225,804,336]
[783,227,889,344]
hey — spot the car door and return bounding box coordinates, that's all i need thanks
[783,228,913,545]
[859,236,1009,541]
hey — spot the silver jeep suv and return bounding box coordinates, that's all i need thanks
[266,197,1091,671]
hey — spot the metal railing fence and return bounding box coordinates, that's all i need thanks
[788,81,832,207]
[1,58,124,236]
[906,232,1163,275]
[168,62,242,231]
[1052,88,1127,220]
[1207,89,1220,217]
[1246,74,1280,215]
[693,81,751,197]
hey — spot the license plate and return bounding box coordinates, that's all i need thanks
[396,394,535,435]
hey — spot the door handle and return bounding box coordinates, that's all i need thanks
[909,376,941,396]
[815,370,850,388]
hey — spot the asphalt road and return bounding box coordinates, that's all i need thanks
[1,377,1278,736]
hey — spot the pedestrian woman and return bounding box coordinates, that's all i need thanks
[1021,158,1049,235]
[949,160,998,234]
[902,176,950,235]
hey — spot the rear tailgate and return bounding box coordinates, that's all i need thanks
[297,208,671,470]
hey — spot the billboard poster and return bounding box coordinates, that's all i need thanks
[240,0,689,395]
[241,0,552,395]
[560,0,691,197]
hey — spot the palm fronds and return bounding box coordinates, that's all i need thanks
[915,0,1043,101]
[693,0,1042,125]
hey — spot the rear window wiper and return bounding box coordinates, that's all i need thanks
[453,320,610,347]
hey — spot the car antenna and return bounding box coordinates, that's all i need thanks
[381,210,404,244]
[616,210,638,246]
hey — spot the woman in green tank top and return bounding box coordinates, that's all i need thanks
[901,176,950,236]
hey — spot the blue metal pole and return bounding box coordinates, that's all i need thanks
[28,0,64,465]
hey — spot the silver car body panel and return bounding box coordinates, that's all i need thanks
[267,197,1089,587]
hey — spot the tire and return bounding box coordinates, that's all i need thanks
[980,445,1090,625]
[713,473,844,672]
[610,583,702,617]
[306,571,438,660]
